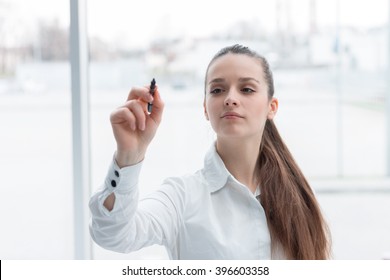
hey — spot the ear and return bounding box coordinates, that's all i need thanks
[267,97,278,120]
[203,99,209,120]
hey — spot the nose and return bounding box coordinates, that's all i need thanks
[224,90,239,107]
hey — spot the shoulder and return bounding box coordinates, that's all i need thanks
[162,170,206,191]
[160,169,209,200]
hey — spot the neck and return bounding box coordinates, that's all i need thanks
[216,136,261,193]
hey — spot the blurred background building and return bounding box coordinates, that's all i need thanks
[0,0,389,260]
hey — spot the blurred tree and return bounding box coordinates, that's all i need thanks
[38,19,69,61]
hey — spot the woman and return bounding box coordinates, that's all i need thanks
[89,44,331,259]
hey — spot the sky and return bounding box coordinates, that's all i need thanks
[3,0,389,48]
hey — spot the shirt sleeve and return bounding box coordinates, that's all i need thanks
[88,158,185,254]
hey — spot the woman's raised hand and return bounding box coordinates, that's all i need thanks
[110,85,164,167]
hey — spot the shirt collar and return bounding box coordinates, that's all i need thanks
[202,142,231,193]
[255,186,261,197]
[202,142,262,196]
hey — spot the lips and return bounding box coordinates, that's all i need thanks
[221,112,244,118]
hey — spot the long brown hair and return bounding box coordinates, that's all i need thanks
[205,44,331,259]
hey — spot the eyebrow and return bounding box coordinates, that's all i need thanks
[238,77,260,84]
[208,78,225,85]
[208,77,260,85]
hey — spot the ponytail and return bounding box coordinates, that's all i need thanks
[257,119,331,259]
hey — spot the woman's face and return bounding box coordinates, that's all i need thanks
[204,53,278,141]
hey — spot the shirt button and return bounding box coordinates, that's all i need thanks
[111,180,117,187]
[114,170,119,177]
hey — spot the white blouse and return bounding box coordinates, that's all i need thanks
[89,143,273,259]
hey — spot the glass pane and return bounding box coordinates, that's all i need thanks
[0,0,73,259]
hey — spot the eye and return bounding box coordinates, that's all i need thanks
[210,88,223,94]
[242,87,255,94]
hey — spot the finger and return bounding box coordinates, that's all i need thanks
[149,87,164,124]
[111,107,136,131]
[127,86,154,103]
[125,100,147,131]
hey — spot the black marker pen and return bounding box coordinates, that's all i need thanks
[147,78,156,113]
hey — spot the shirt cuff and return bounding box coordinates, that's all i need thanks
[104,157,143,194]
